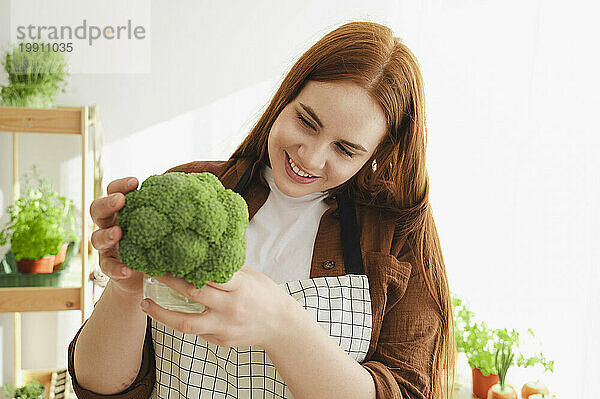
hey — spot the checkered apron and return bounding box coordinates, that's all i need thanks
[149,274,372,398]
[149,158,371,398]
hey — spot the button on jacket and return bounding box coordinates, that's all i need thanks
[68,156,442,399]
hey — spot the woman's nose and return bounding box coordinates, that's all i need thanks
[297,145,327,173]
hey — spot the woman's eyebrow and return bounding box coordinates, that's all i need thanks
[298,102,324,128]
[298,102,368,152]
[339,139,367,152]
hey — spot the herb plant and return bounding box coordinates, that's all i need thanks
[0,165,78,261]
[452,293,555,376]
[0,41,69,108]
[495,342,514,390]
[2,378,45,399]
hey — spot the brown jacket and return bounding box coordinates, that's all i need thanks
[68,157,442,399]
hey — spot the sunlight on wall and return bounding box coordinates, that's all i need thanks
[387,0,600,397]
[99,78,277,187]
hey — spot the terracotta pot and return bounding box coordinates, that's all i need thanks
[52,243,69,270]
[522,381,550,399]
[487,383,517,399]
[472,368,499,399]
[17,255,55,274]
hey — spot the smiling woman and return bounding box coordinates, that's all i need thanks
[69,20,455,399]
[229,21,455,398]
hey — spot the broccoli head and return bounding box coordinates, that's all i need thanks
[117,171,249,289]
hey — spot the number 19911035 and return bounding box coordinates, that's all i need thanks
[19,42,73,53]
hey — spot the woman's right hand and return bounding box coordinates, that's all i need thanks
[90,177,145,297]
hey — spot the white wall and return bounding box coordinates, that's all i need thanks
[1,0,598,398]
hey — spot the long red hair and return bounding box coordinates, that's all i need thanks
[230,21,455,399]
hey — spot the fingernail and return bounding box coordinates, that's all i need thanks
[128,178,137,188]
[121,267,129,276]
[108,228,114,240]
[109,193,118,207]
[140,299,149,310]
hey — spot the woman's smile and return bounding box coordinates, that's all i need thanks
[284,151,321,184]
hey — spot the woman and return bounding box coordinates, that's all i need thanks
[69,21,455,399]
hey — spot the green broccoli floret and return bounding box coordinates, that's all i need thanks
[117,171,249,289]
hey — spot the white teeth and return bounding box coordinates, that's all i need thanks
[288,156,313,177]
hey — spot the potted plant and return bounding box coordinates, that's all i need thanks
[2,378,45,399]
[468,323,510,399]
[0,40,69,108]
[453,295,500,398]
[452,295,554,399]
[487,342,517,399]
[0,165,79,273]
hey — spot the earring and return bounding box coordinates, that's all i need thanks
[371,158,377,172]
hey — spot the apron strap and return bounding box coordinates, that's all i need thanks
[234,157,365,276]
[337,193,365,275]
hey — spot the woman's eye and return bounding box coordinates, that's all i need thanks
[296,112,354,158]
[297,113,315,130]
[337,144,354,158]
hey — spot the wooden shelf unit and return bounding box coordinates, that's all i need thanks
[0,105,97,388]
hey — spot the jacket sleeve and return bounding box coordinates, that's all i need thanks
[361,245,442,399]
[67,315,156,398]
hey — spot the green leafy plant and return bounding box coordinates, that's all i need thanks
[516,328,554,375]
[0,40,69,108]
[0,165,79,261]
[118,171,249,289]
[2,378,45,399]
[452,293,555,376]
[452,294,476,354]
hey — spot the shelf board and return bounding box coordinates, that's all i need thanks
[0,286,81,312]
[0,106,84,135]
[0,251,97,313]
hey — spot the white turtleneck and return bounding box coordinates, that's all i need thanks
[243,164,331,284]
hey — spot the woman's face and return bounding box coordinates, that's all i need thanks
[267,80,387,198]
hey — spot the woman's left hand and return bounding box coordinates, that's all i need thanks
[140,265,293,349]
